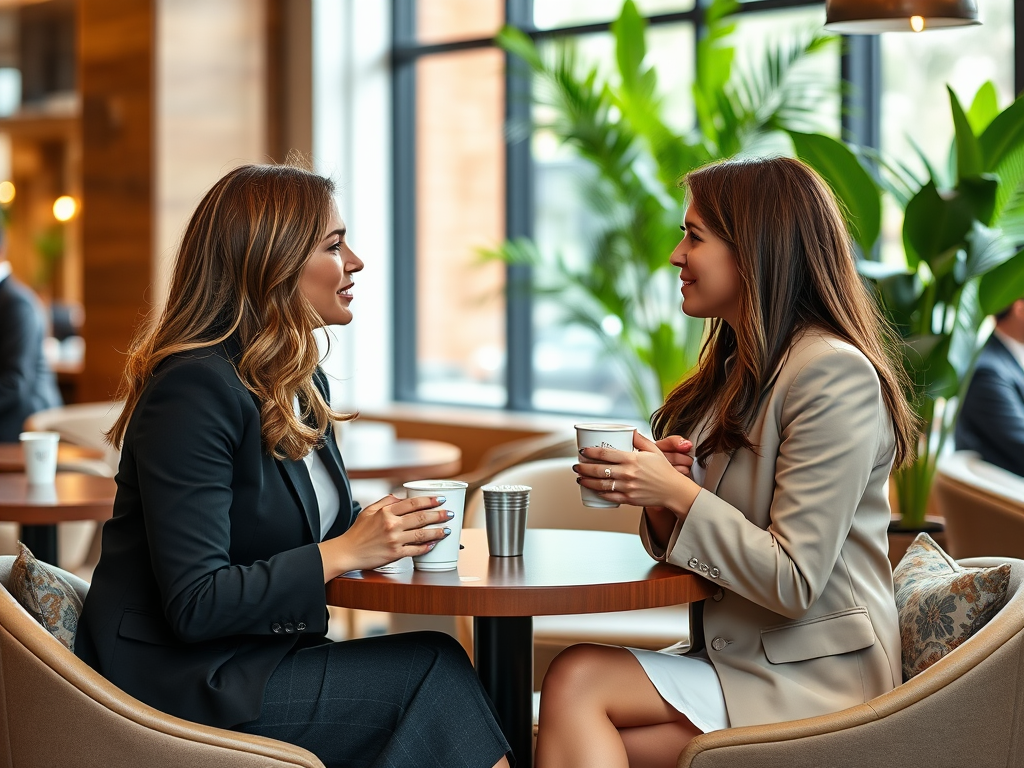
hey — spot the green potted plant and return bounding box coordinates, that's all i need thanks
[488,0,838,417]
[793,82,1024,531]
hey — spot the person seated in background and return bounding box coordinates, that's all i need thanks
[0,221,62,442]
[955,296,1024,476]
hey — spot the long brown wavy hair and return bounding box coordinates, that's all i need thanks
[652,157,917,469]
[108,163,353,460]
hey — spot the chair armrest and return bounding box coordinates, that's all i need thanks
[0,596,325,768]
[678,610,1024,768]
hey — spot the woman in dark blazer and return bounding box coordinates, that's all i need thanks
[74,164,511,768]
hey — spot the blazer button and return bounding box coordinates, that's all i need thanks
[699,562,709,573]
[296,622,307,631]
[271,623,282,634]
[712,589,724,602]
[711,637,730,652]
[687,557,699,568]
[284,623,295,634]
[709,567,720,579]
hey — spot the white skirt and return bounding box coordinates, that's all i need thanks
[627,647,731,733]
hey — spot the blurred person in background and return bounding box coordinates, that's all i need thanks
[955,296,1024,476]
[0,220,62,442]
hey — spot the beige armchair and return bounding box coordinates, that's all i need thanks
[0,556,324,768]
[676,556,1024,767]
[934,450,1024,559]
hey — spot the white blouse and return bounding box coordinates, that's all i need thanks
[292,397,339,540]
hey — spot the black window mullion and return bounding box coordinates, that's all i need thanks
[505,0,534,411]
[392,0,418,401]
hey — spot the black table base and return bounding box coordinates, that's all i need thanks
[20,524,58,565]
[475,616,534,768]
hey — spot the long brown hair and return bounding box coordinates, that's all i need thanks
[652,157,916,468]
[108,163,353,460]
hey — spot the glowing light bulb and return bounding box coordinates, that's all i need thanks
[52,195,77,222]
[0,181,14,204]
[910,15,925,32]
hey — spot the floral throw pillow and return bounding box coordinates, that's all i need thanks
[893,533,1011,681]
[8,542,83,650]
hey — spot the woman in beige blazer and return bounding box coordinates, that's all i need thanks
[538,157,918,768]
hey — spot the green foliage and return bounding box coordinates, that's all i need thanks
[793,82,1024,528]
[489,0,837,417]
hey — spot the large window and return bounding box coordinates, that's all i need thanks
[393,0,1016,418]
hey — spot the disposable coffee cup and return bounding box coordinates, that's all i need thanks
[405,480,468,572]
[19,432,60,486]
[574,423,636,508]
[482,484,531,557]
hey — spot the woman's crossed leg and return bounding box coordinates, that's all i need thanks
[536,644,700,768]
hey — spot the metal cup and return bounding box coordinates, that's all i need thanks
[482,484,531,557]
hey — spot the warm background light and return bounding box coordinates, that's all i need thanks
[0,180,14,204]
[52,195,77,222]
[910,15,925,31]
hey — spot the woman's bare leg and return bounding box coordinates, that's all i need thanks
[492,757,510,768]
[535,644,699,768]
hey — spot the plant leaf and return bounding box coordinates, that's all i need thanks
[979,91,1024,172]
[949,86,983,180]
[790,131,880,255]
[979,247,1024,315]
[967,80,1000,135]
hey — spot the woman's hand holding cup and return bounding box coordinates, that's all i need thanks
[574,432,700,517]
[317,494,453,581]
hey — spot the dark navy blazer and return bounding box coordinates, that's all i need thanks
[75,340,359,728]
[0,272,62,441]
[955,333,1024,477]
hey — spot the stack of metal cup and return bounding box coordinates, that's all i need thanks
[481,483,531,557]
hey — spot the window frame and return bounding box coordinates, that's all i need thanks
[391,0,1017,412]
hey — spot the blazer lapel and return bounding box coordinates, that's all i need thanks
[702,451,733,495]
[279,459,321,542]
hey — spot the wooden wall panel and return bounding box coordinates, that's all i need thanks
[79,0,153,401]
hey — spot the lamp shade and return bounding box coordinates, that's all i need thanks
[824,0,979,33]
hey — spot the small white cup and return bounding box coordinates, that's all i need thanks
[574,423,636,508]
[405,480,468,572]
[19,431,60,486]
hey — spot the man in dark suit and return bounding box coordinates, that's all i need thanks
[0,225,63,442]
[956,297,1024,476]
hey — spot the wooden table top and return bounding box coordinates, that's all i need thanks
[328,528,714,617]
[343,438,461,482]
[0,443,106,473]
[0,472,117,523]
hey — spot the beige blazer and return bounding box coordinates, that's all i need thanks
[641,331,902,728]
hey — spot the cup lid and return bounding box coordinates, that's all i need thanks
[482,484,532,493]
[574,423,635,432]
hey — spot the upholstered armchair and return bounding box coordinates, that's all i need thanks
[0,556,325,768]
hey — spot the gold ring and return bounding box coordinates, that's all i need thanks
[604,468,612,478]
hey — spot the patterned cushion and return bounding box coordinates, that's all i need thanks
[894,533,1010,681]
[8,542,83,650]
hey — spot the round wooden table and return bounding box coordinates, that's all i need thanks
[0,442,105,473]
[342,438,461,482]
[0,472,117,565]
[329,528,715,767]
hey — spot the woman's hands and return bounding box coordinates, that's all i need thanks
[318,495,454,581]
[574,432,701,519]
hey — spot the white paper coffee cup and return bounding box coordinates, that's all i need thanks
[405,480,468,571]
[19,431,60,486]
[574,424,635,508]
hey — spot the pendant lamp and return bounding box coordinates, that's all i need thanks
[824,0,980,33]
